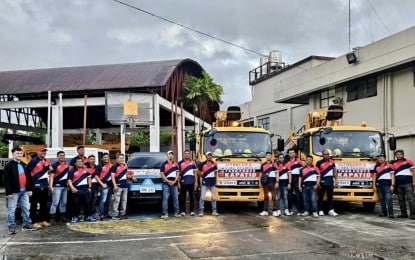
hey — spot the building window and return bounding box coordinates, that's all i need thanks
[258,117,270,130]
[320,88,336,108]
[347,77,377,102]
[243,121,254,127]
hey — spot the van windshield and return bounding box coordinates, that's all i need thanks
[127,155,166,169]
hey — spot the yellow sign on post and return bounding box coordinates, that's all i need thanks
[123,101,139,116]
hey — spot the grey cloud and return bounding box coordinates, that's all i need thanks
[1,0,415,108]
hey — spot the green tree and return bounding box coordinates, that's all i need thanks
[129,132,150,146]
[180,71,223,121]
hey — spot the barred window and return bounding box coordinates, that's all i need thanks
[320,88,336,108]
[258,117,270,130]
[347,77,377,102]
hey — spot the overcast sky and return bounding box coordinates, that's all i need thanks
[1,0,415,108]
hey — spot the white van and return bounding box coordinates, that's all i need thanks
[45,147,109,163]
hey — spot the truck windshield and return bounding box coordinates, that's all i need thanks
[204,132,271,158]
[312,130,384,158]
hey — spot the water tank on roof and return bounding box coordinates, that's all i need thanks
[260,56,269,76]
[269,50,282,71]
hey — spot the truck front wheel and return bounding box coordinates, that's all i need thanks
[362,202,376,212]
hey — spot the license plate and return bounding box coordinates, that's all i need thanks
[338,181,351,186]
[218,180,237,185]
[140,187,156,193]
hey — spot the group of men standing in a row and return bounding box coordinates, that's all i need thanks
[160,149,219,218]
[4,145,129,235]
[260,148,415,220]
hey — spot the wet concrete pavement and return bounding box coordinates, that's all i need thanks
[0,195,414,259]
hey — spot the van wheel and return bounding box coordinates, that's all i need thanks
[362,202,376,212]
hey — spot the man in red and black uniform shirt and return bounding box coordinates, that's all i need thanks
[286,148,304,215]
[274,153,292,216]
[69,146,88,169]
[259,152,279,217]
[49,151,69,222]
[85,155,98,217]
[26,145,52,228]
[299,155,320,217]
[178,150,198,216]
[160,151,180,218]
[372,154,395,218]
[110,154,130,220]
[316,150,338,216]
[198,151,219,217]
[95,153,113,220]
[67,157,96,223]
[390,149,415,219]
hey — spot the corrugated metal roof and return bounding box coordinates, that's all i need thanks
[0,59,203,96]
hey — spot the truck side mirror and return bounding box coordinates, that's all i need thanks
[298,136,305,151]
[189,138,196,151]
[277,138,284,151]
[319,137,326,145]
[388,137,396,151]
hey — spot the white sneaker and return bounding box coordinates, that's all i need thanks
[284,209,292,216]
[273,210,281,217]
[302,211,309,216]
[328,209,338,216]
[313,212,319,218]
[181,212,186,216]
[296,212,302,216]
[318,210,324,216]
[259,211,269,216]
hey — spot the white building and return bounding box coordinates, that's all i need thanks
[241,26,415,159]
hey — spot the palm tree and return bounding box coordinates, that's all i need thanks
[180,71,223,125]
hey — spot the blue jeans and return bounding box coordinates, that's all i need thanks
[199,185,217,213]
[7,191,32,228]
[277,185,289,210]
[50,186,68,215]
[162,183,179,215]
[377,185,394,216]
[302,185,317,213]
[99,186,109,217]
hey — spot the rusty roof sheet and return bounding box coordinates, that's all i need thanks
[0,59,203,96]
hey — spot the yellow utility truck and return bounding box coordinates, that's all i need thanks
[289,106,396,211]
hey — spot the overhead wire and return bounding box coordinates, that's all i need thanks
[113,0,267,57]
[366,0,392,34]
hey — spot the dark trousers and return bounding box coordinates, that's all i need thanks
[89,186,99,215]
[318,184,334,212]
[72,189,91,218]
[30,188,50,223]
[289,181,304,213]
[263,183,277,211]
[397,183,415,217]
[179,184,195,213]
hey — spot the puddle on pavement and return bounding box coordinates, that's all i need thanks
[68,217,217,234]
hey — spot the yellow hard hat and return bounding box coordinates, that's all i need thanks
[243,148,252,154]
[224,149,233,156]
[334,148,342,156]
[325,149,333,156]
[214,148,223,156]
